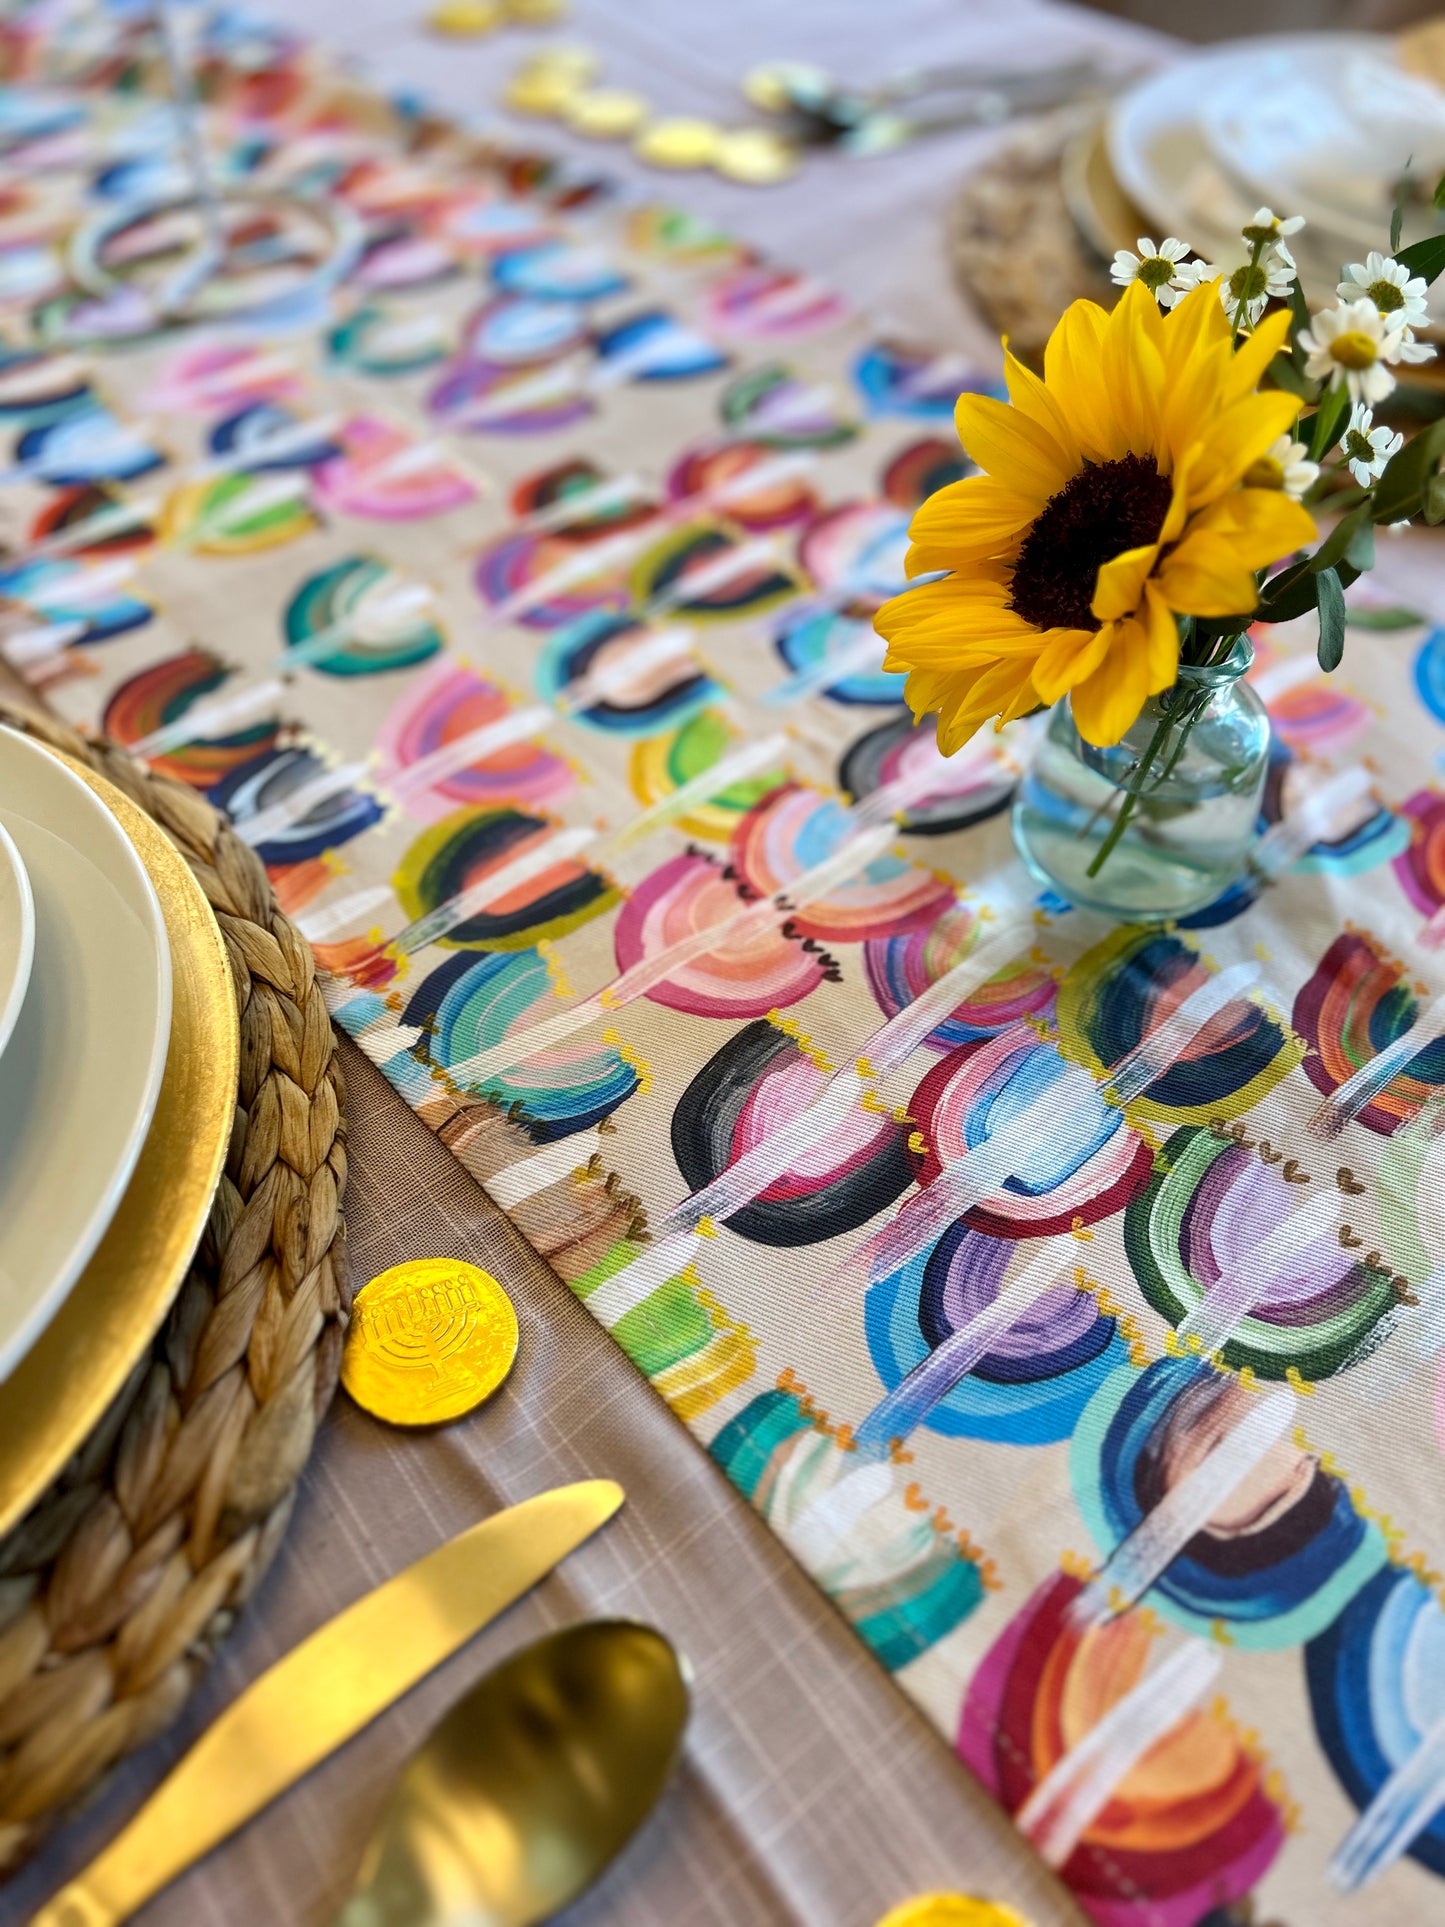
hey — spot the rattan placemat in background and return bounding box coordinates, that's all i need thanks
[0,699,348,1875]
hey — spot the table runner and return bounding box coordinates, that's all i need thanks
[4,16,1445,1924]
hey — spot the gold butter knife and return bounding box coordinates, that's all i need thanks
[34,1478,624,1927]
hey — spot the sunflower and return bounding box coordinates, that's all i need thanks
[875,279,1317,751]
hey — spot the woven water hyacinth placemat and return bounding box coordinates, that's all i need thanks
[0,700,348,1872]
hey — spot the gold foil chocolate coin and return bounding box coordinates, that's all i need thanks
[742,61,828,114]
[565,88,650,140]
[426,0,502,35]
[504,67,584,116]
[875,1901,1033,1927]
[343,1257,520,1426]
[633,117,721,170]
[714,127,798,185]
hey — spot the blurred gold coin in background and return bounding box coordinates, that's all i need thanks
[742,60,828,114]
[342,1257,520,1426]
[427,0,502,34]
[633,117,722,170]
[504,66,585,115]
[713,127,798,185]
[504,0,568,20]
[565,88,650,139]
[874,1900,1033,1927]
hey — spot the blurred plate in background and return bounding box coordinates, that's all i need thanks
[1107,33,1445,310]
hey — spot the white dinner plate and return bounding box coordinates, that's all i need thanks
[0,727,172,1380]
[1107,36,1393,274]
[1201,39,1445,245]
[0,815,34,1063]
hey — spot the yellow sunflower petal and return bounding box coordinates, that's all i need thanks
[1188,389,1304,504]
[1186,487,1316,567]
[875,575,1040,661]
[1158,444,1198,545]
[905,474,1040,571]
[1069,617,1152,746]
[932,655,1040,753]
[955,391,1075,501]
[1092,541,1159,623]
[1153,534,1259,617]
[1031,624,1114,704]
[1162,277,1232,373]
[1042,298,1114,463]
[1004,346,1082,475]
[1223,307,1294,403]
[1102,282,1166,459]
[1141,580,1180,692]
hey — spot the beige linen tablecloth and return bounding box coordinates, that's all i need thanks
[5,1040,1083,1927]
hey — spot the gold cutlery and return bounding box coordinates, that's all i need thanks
[334,1619,689,1925]
[34,1480,624,1927]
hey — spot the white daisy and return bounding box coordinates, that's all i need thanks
[1173,257,1220,294]
[1389,330,1439,366]
[1341,403,1403,488]
[1110,235,1197,308]
[1217,245,1297,326]
[1299,298,1399,404]
[1338,251,1431,335]
[1243,432,1319,501]
[1243,206,1306,246]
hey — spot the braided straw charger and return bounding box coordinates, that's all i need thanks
[0,702,348,1874]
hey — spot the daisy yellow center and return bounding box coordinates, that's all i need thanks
[1226,262,1269,304]
[1331,330,1380,370]
[1242,454,1285,489]
[1136,255,1175,291]
[1367,279,1405,314]
[1008,454,1173,633]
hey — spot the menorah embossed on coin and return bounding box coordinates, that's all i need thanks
[341,1257,521,1425]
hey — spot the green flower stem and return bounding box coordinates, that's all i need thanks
[1084,706,1179,879]
[1231,238,1265,346]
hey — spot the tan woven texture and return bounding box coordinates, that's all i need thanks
[0,702,348,1875]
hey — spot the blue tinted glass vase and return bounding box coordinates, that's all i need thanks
[1010,638,1269,922]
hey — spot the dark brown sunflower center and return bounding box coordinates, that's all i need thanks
[1008,453,1173,633]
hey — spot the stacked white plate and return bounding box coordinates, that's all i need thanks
[1108,33,1445,315]
[0,726,172,1380]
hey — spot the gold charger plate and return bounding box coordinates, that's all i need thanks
[0,749,238,1538]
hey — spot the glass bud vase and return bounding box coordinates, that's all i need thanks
[1011,637,1269,922]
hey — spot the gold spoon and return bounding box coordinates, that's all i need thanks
[333,1620,689,1925]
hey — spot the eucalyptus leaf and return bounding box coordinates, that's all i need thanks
[1395,233,1445,288]
[1347,604,1424,630]
[1316,566,1346,671]
[1309,502,1372,574]
[1427,472,1445,525]
[1372,418,1445,523]
[1347,518,1376,573]
[1267,351,1311,398]
[1435,172,1445,212]
[1255,557,1319,623]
